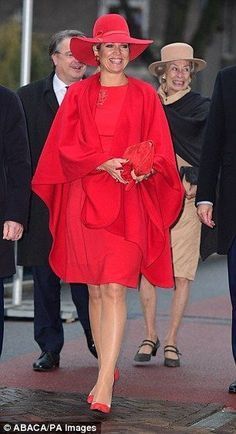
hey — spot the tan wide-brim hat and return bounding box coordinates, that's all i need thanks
[148,42,206,77]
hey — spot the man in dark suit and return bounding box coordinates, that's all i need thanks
[0,86,31,356]
[17,30,97,371]
[196,65,236,393]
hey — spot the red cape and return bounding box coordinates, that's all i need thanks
[32,74,184,287]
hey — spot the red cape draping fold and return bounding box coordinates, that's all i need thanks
[32,74,184,287]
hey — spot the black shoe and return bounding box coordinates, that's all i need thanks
[134,338,160,363]
[84,329,98,359]
[229,380,236,393]
[164,345,182,367]
[33,351,60,371]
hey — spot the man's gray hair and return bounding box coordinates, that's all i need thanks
[48,29,84,56]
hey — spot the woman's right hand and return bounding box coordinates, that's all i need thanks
[97,158,128,184]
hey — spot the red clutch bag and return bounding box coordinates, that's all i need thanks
[122,140,154,189]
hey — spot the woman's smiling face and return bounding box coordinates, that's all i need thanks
[165,60,192,95]
[94,42,130,74]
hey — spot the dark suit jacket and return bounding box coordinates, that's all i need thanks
[196,65,236,254]
[17,73,59,266]
[0,86,31,277]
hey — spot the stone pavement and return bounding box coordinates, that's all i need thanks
[0,387,236,434]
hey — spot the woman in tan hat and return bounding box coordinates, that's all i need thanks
[134,42,212,367]
[32,17,183,412]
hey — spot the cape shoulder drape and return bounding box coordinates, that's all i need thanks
[32,73,184,287]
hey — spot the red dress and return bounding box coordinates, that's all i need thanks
[67,84,142,287]
[32,74,184,288]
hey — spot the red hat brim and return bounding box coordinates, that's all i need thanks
[70,35,153,66]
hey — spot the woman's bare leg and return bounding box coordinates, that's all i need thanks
[91,283,127,406]
[88,284,102,365]
[164,277,190,359]
[87,284,102,397]
[137,275,158,354]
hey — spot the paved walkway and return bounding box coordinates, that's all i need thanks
[1,387,234,434]
[1,255,236,433]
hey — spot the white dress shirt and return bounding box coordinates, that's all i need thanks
[53,74,68,105]
[196,201,213,206]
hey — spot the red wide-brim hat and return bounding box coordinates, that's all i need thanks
[70,14,153,66]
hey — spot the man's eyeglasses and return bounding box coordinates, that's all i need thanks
[55,51,74,58]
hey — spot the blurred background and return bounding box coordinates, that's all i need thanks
[1,0,236,97]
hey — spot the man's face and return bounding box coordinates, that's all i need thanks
[51,37,86,84]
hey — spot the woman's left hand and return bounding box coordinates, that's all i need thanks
[131,169,153,184]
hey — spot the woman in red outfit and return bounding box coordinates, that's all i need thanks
[32,14,184,413]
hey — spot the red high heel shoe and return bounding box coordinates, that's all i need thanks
[87,367,120,404]
[114,367,120,381]
[87,393,94,404]
[90,402,111,414]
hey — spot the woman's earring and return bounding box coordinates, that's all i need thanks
[95,55,100,65]
[162,74,166,81]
